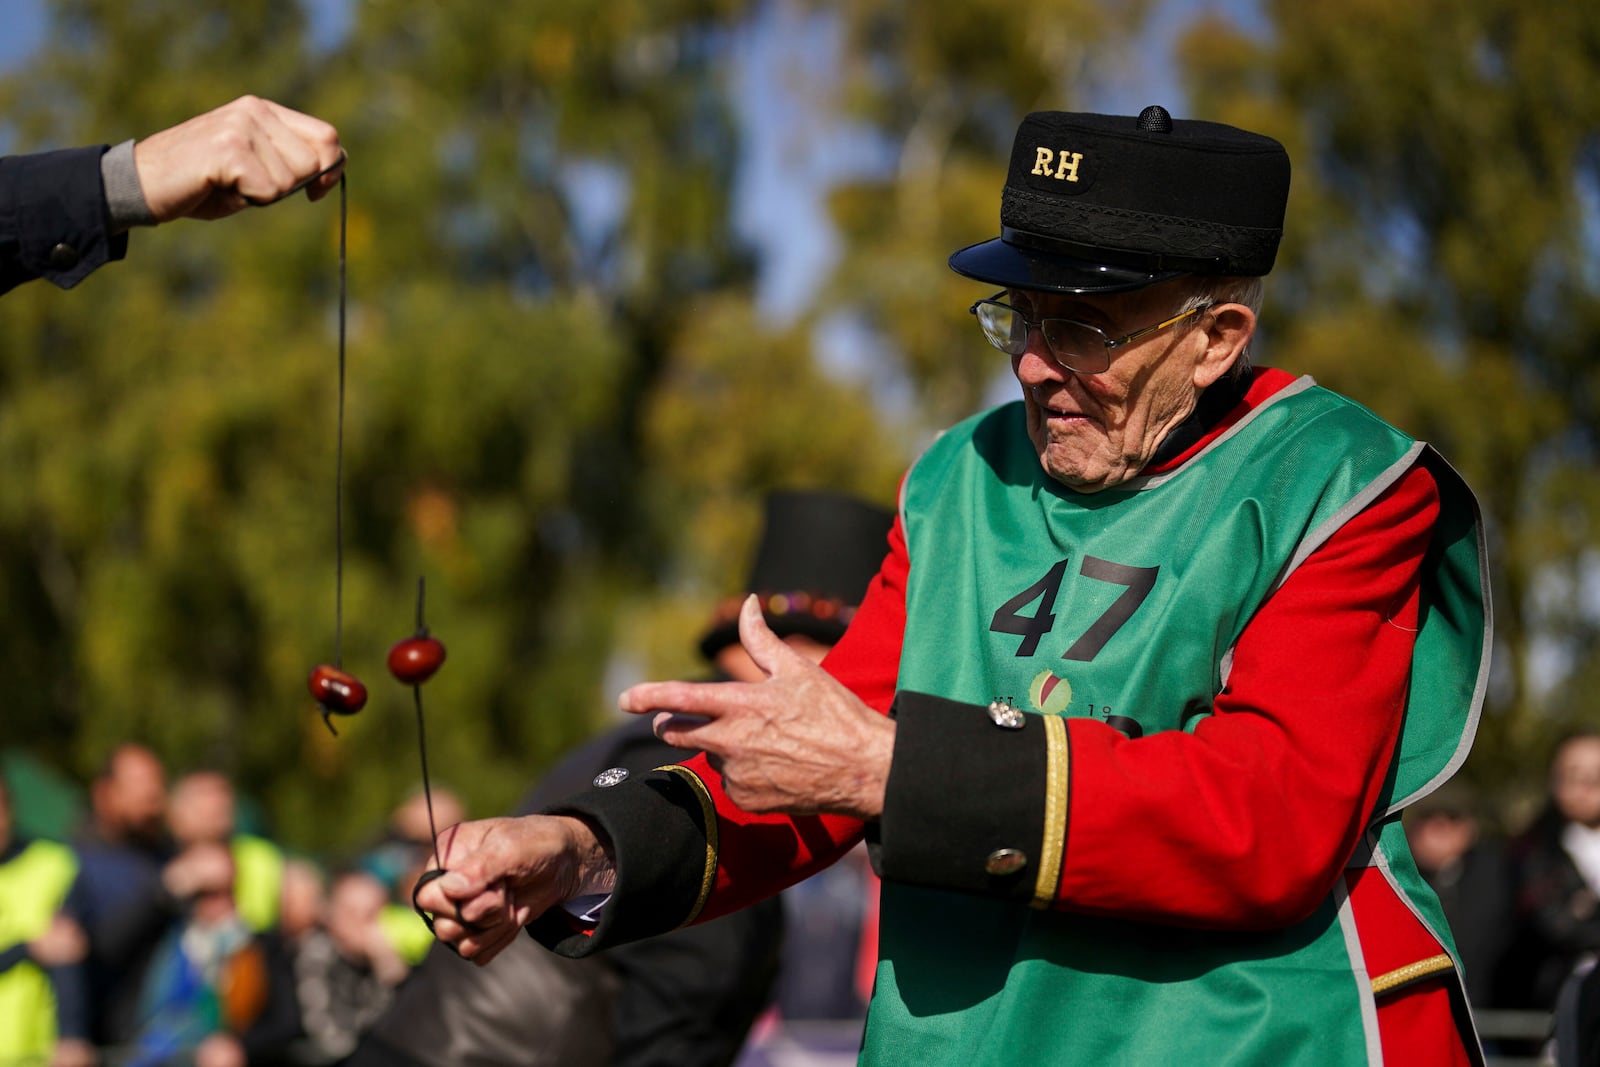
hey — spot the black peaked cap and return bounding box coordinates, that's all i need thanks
[949,105,1291,293]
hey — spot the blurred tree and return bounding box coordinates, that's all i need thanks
[0,0,905,852]
[807,0,1156,426]
[8,0,1586,855]
[1175,1,1600,811]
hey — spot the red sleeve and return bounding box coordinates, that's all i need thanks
[819,510,909,716]
[683,511,911,921]
[1055,462,1440,926]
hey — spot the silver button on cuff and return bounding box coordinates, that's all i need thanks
[985,848,1028,876]
[987,699,1025,729]
[592,767,629,788]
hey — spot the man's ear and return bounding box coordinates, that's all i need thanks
[1192,303,1256,390]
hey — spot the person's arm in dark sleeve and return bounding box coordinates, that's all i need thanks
[526,514,912,957]
[50,876,93,1040]
[76,863,184,974]
[48,957,92,1043]
[1516,843,1600,954]
[0,146,131,295]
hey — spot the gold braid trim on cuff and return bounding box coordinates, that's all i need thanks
[1370,953,1456,996]
[1031,714,1070,909]
[655,764,719,927]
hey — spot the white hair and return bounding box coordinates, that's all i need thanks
[1175,275,1264,379]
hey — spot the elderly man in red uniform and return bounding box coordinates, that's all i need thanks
[418,106,1490,1065]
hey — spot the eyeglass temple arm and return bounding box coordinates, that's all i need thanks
[1103,303,1213,350]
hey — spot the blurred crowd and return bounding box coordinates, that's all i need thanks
[15,726,1600,1063]
[1404,731,1600,1050]
[1,736,876,1067]
[2,744,466,1067]
[2,490,890,1067]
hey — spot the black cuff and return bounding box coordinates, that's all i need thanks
[527,767,714,957]
[1,146,127,290]
[879,690,1062,904]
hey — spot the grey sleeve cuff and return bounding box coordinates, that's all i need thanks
[100,139,155,232]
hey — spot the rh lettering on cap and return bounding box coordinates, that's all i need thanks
[1031,147,1083,182]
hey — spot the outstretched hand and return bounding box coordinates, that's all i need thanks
[134,95,345,221]
[413,814,615,965]
[619,594,894,819]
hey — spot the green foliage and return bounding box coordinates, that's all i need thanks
[1180,1,1600,818]
[642,295,906,574]
[2,0,1594,850]
[0,0,878,853]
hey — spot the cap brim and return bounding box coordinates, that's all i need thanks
[948,237,1181,294]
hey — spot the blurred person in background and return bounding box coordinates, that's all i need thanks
[354,489,893,1067]
[276,858,328,952]
[359,786,467,899]
[1,95,344,297]
[168,770,287,935]
[359,786,468,969]
[291,869,412,1065]
[125,840,298,1067]
[1502,731,1600,1011]
[1403,781,1513,1009]
[67,742,176,1050]
[261,859,327,1067]
[0,772,93,1067]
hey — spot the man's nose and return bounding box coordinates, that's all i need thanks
[1013,336,1067,384]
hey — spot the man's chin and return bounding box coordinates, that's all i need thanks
[1041,454,1131,494]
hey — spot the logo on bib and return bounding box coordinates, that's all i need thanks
[1028,670,1073,715]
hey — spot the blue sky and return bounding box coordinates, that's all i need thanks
[0,0,353,62]
[0,1,45,68]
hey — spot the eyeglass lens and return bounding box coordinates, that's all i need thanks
[974,302,1108,370]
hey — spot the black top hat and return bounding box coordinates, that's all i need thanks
[949,105,1291,294]
[698,490,895,662]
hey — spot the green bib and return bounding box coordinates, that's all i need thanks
[865,378,1488,1065]
[0,839,79,1061]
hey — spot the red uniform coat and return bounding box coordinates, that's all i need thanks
[532,368,1479,1064]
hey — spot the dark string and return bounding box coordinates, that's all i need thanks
[334,174,347,669]
[414,684,440,869]
[413,575,442,871]
[244,158,350,682]
[284,166,451,921]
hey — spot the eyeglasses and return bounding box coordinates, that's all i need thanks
[968,292,1214,375]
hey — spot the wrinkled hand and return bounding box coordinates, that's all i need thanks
[29,913,87,967]
[134,95,344,221]
[413,814,615,966]
[620,594,895,819]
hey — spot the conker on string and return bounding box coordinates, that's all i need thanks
[308,664,368,713]
[388,635,447,685]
